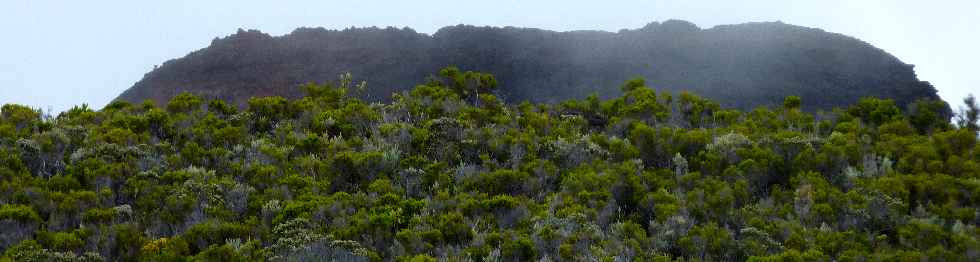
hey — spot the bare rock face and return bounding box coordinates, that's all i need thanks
[115,20,947,112]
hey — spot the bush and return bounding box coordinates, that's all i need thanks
[0,205,41,223]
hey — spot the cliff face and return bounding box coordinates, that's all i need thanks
[115,20,946,112]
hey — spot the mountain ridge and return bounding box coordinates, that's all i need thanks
[116,20,947,113]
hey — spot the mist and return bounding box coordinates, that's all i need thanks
[1,0,977,112]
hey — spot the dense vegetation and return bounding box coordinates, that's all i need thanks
[2,68,978,261]
[116,20,946,113]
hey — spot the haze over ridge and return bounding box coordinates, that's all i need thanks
[1,0,976,112]
[116,20,945,113]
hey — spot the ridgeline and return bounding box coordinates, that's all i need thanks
[115,20,948,114]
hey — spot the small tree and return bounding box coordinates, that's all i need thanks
[956,94,979,133]
[783,96,802,110]
[438,66,497,106]
[909,98,952,134]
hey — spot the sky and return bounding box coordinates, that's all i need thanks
[1,0,977,113]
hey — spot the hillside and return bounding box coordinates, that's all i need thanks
[1,70,978,260]
[115,20,948,112]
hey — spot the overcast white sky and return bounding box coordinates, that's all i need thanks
[1,0,977,113]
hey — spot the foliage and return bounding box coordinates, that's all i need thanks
[0,69,977,261]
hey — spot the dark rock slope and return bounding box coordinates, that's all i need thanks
[115,20,945,111]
